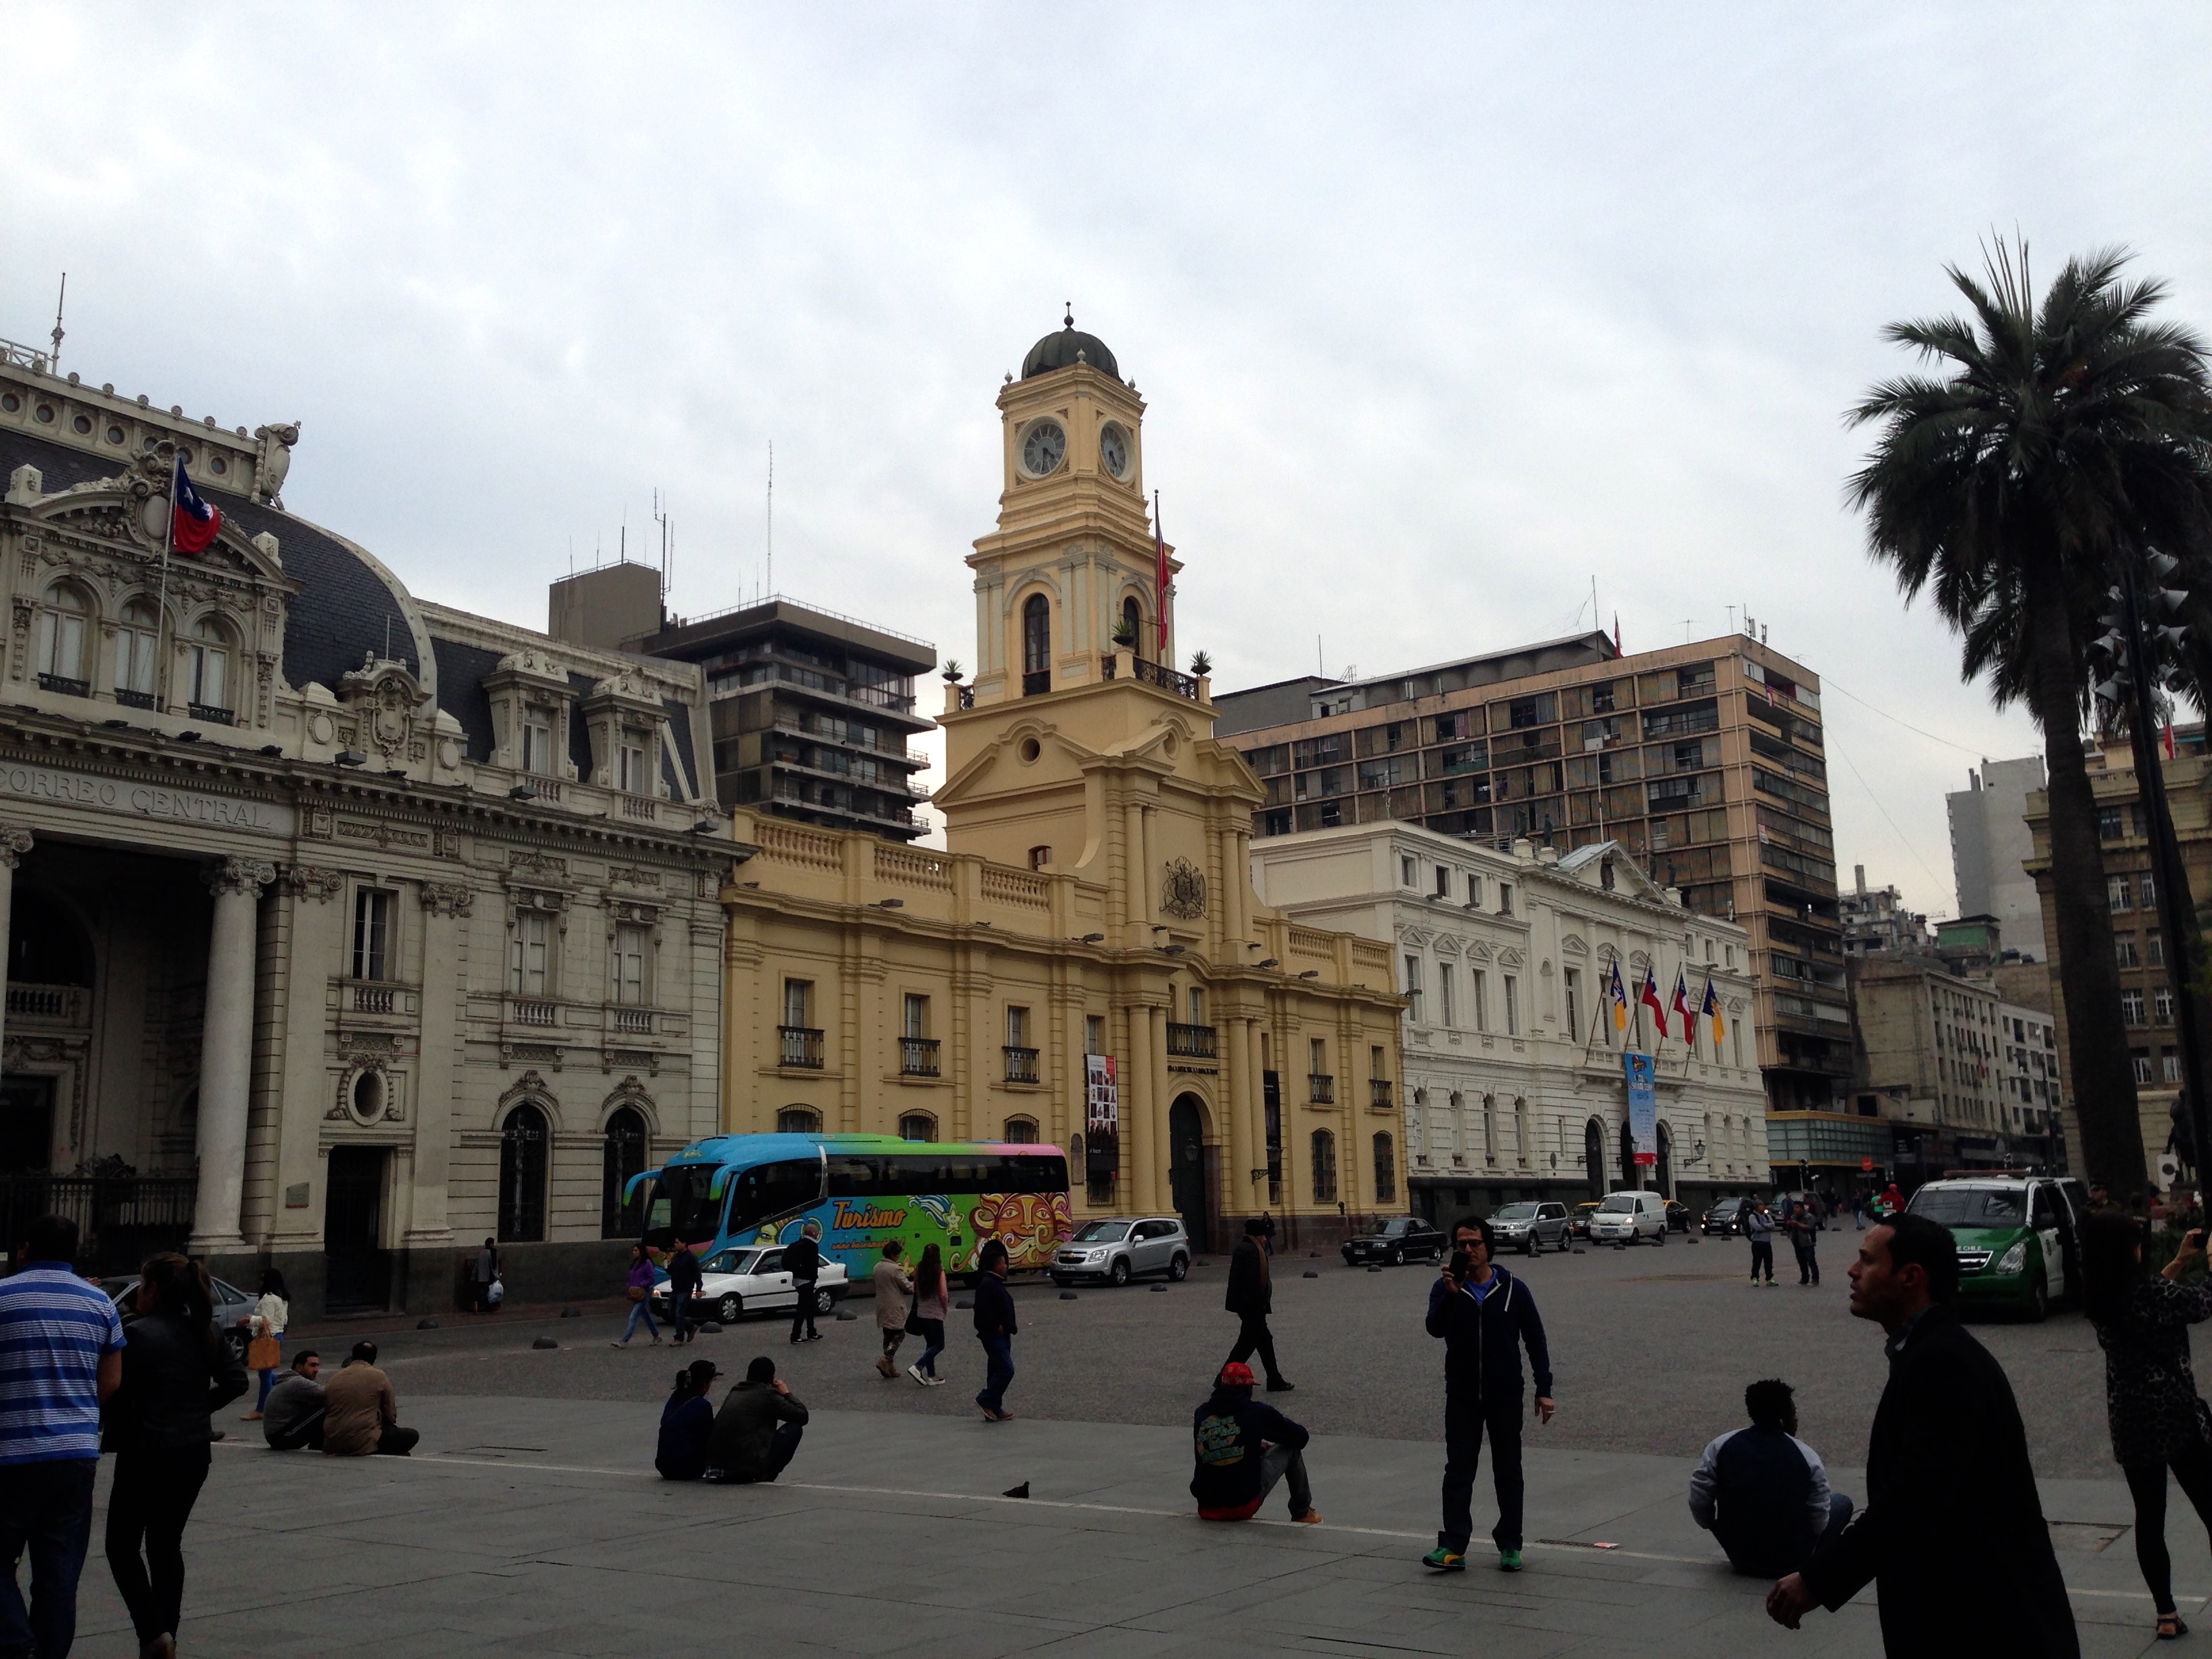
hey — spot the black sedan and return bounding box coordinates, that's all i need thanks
[1342,1216,1448,1266]
[1702,1197,1750,1236]
[1664,1200,1692,1233]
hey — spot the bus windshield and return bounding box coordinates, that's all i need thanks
[660,1164,724,1242]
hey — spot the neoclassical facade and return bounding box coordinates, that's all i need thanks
[1250,819,1771,1216]
[716,319,1409,1248]
[0,360,729,1315]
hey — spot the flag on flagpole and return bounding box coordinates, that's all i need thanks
[1606,958,1629,1031]
[1152,491,1170,654]
[2165,721,2177,760]
[1612,612,1621,655]
[1638,965,1668,1039]
[1669,970,1693,1042]
[1700,975,1725,1044]
[170,455,220,554]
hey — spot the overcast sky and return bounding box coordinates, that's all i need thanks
[9,5,2208,914]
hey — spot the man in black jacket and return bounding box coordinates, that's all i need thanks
[1225,1217,1292,1391]
[1422,1216,1553,1574]
[1765,1214,2078,1658]
[665,1241,703,1345]
[785,1222,824,1345]
[704,1356,808,1483]
[972,1240,1018,1421]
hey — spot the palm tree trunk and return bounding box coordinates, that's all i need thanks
[2024,548,2147,1193]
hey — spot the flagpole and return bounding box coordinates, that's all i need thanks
[153,455,178,712]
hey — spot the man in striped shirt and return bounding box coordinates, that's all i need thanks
[0,1213,123,1658]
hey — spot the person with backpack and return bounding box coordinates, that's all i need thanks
[1191,1361,1322,1525]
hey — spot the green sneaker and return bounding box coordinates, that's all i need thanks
[1422,1546,1466,1572]
[1499,1549,1524,1572]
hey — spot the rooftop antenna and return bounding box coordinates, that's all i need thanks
[619,502,627,567]
[653,487,670,605]
[765,441,775,600]
[49,274,64,375]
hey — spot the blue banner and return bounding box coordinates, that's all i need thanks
[1623,1051,1657,1168]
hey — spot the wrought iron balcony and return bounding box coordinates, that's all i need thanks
[900,1037,941,1078]
[1022,670,1050,697]
[1004,1045,1040,1084]
[114,688,156,711]
[1371,1079,1394,1110]
[779,1025,825,1068]
[1309,1073,1335,1105]
[36,674,88,698]
[1099,655,1199,700]
[1165,1022,1217,1060]
[188,702,234,726]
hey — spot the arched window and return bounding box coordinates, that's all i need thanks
[1656,1121,1674,1197]
[776,1107,821,1134]
[115,600,159,704]
[899,1113,937,1143]
[187,617,231,715]
[497,1103,549,1243]
[1448,1091,1465,1164]
[1584,1119,1605,1200]
[1121,596,1144,659]
[1310,1129,1337,1203]
[1514,1097,1531,1169]
[601,1106,649,1237]
[1021,593,1050,695]
[1373,1132,1396,1203]
[1002,1116,1038,1143]
[1482,1094,1498,1166]
[35,585,87,691]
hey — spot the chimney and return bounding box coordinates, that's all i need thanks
[1854,863,1866,896]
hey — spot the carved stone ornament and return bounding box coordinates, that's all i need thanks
[1160,857,1208,920]
[285,865,344,903]
[0,827,31,870]
[422,881,474,919]
[204,857,276,899]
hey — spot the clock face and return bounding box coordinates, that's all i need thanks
[1021,420,1067,477]
[1099,423,1130,480]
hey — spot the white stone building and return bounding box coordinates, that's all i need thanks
[1250,821,1769,1217]
[0,352,731,1315]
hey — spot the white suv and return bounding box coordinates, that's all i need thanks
[1588,1190,1668,1246]
[1049,1216,1191,1286]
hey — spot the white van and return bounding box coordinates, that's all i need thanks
[1587,1189,1668,1246]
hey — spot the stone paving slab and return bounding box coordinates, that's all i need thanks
[47,1397,2207,1657]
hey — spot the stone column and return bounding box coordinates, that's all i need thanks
[1149,1003,1172,1216]
[190,857,274,1254]
[1248,1019,1269,1204]
[1225,1015,1254,1226]
[1123,798,1147,931]
[1125,1004,1155,1214]
[409,882,472,1256]
[0,827,30,1072]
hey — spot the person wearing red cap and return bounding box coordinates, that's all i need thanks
[1190,1361,1322,1524]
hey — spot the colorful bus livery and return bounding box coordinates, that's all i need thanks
[634,1133,1073,1281]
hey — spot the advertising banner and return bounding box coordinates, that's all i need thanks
[1084,1053,1118,1179]
[1623,1051,1657,1166]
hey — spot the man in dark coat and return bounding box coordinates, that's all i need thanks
[785,1221,823,1345]
[704,1356,807,1483]
[665,1241,703,1345]
[1767,1214,2078,1658]
[1225,1217,1292,1391]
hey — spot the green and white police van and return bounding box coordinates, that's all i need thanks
[1902,1174,2090,1322]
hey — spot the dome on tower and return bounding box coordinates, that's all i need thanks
[1021,310,1120,380]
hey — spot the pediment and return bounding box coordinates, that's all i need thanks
[30,483,287,586]
[1397,925,1434,948]
[1498,947,1525,968]
[1465,941,1493,963]
[1561,933,1589,956]
[1433,934,1462,957]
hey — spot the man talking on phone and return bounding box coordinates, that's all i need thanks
[1423,1216,1555,1574]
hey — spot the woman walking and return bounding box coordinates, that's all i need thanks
[613,1243,663,1347]
[905,1242,949,1386]
[2084,1211,2212,1639]
[105,1253,248,1659]
[240,1267,289,1420]
[873,1240,914,1378]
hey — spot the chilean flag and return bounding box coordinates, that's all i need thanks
[1670,970,1694,1044]
[171,456,220,555]
[1638,964,1668,1040]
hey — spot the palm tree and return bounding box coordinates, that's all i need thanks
[1848,241,2212,1193]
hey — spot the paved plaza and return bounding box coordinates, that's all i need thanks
[53,1232,2188,1656]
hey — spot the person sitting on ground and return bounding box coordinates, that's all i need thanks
[655,1359,720,1481]
[262,1351,326,1451]
[1689,1378,1851,1576]
[321,1341,420,1457]
[704,1356,807,1483]
[1191,1361,1322,1525]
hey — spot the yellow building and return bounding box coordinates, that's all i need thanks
[718,317,1408,1248]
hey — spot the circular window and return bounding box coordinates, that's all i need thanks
[0,393,18,413]
[70,414,90,435]
[1018,737,1041,763]
[350,1070,385,1123]
[176,446,192,465]
[105,425,124,445]
[1163,732,1180,757]
[209,455,226,475]
[33,405,54,424]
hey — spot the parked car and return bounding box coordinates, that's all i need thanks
[650,1245,851,1325]
[1051,1216,1190,1286]
[1905,1174,2089,1322]
[1587,1191,1668,1246]
[1664,1200,1692,1233]
[1341,1216,1448,1267]
[104,1275,256,1364]
[1488,1201,1572,1255]
[1702,1197,1750,1236]
[1569,1201,1603,1240]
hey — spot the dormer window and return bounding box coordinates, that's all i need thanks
[617,739,649,794]
[521,719,554,775]
[35,584,88,693]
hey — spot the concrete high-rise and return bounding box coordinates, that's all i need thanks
[1947,757,2049,962]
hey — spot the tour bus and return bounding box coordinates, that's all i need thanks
[628,1132,1073,1282]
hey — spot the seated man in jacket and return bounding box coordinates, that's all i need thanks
[321,1341,420,1457]
[1689,1378,1851,1576]
[263,1350,326,1450]
[1191,1361,1322,1523]
[704,1356,808,1483]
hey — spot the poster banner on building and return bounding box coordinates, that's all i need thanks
[1084,1053,1118,1178]
[1623,1051,1657,1166]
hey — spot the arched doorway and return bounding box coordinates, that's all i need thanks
[1168,1094,1210,1247]
[1618,1119,1636,1192]
[601,1107,648,1238]
[1584,1119,1605,1200]
[499,1102,550,1243]
[1656,1122,1674,1197]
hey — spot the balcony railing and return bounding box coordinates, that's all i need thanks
[512,999,558,1027]
[5,983,87,1025]
[1371,1079,1394,1110]
[36,674,89,698]
[1022,670,1050,697]
[612,1008,653,1035]
[352,984,396,1015]
[1004,1045,1040,1084]
[1101,655,1200,700]
[1309,1073,1335,1105]
[1165,1022,1217,1060]
[113,688,156,711]
[900,1036,941,1078]
[780,1025,825,1069]
[619,796,657,821]
[188,702,234,726]
[0,1175,197,1275]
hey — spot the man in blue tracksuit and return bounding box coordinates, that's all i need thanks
[1423,1216,1554,1574]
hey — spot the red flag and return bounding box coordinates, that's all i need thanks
[1638,965,1668,1040]
[1153,491,1170,653]
[170,455,220,555]
[1669,970,1693,1043]
[2165,721,2177,760]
